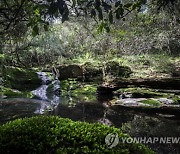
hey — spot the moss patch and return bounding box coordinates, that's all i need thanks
[140,99,162,107]
[0,86,33,98]
[60,79,97,102]
[172,96,180,104]
[2,67,41,91]
[0,116,154,154]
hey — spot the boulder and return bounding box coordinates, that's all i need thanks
[83,62,103,81]
[3,67,41,91]
[105,61,132,78]
[57,65,83,80]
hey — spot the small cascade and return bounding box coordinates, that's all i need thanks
[32,72,60,114]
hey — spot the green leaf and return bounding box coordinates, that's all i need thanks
[97,22,105,33]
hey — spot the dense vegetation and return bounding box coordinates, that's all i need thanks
[0,116,154,154]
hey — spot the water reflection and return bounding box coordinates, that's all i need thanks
[32,72,60,114]
[53,99,180,154]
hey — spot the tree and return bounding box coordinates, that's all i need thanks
[0,0,179,36]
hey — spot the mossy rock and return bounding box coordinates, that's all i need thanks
[140,99,162,107]
[105,61,132,78]
[0,116,154,154]
[83,62,103,81]
[3,67,41,91]
[0,86,33,98]
[58,65,83,80]
[60,79,97,102]
[131,88,166,98]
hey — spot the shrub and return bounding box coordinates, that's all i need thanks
[0,116,154,154]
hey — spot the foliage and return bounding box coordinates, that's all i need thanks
[1,0,179,36]
[0,116,154,154]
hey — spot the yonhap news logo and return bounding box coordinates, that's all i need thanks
[105,134,180,148]
[121,137,180,144]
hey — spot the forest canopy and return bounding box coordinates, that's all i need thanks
[0,0,179,36]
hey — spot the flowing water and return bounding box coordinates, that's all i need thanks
[0,72,180,153]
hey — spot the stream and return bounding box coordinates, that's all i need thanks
[0,72,180,154]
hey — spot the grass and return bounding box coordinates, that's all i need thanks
[0,116,154,154]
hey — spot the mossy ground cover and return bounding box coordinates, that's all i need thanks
[60,79,97,102]
[0,86,33,98]
[2,67,41,91]
[0,116,154,154]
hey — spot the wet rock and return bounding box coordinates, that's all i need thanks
[37,72,52,85]
[115,98,147,107]
[97,118,113,126]
[158,98,174,105]
[46,80,61,98]
[52,80,61,96]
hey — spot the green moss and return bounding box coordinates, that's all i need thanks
[131,89,166,98]
[3,67,41,91]
[0,116,154,154]
[172,96,180,104]
[72,84,97,101]
[0,86,33,98]
[60,79,97,102]
[140,99,162,107]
